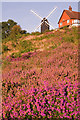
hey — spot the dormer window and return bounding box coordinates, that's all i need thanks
[67,20,70,23]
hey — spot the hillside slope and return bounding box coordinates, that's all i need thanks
[2,27,78,58]
[2,27,79,119]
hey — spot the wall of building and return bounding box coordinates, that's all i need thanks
[58,11,80,28]
[59,11,71,28]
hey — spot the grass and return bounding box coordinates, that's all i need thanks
[19,40,35,53]
[2,26,79,61]
[32,33,55,41]
[31,32,41,36]
[62,36,74,43]
[2,60,11,68]
[2,45,10,53]
[10,52,21,58]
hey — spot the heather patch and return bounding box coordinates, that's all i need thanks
[2,41,79,119]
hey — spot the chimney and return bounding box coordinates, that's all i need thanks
[69,6,72,11]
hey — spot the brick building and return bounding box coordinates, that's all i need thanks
[58,6,80,28]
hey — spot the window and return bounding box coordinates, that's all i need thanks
[74,20,78,23]
[72,20,74,23]
[78,20,79,23]
[78,20,80,23]
[74,20,76,23]
[60,22,62,26]
[67,20,70,23]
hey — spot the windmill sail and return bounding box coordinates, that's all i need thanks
[46,7,57,19]
[30,7,57,32]
[30,10,42,20]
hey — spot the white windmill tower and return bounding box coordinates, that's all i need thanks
[30,7,57,33]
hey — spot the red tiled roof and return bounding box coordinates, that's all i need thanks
[58,10,80,24]
[65,10,80,19]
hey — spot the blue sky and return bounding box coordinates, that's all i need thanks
[2,2,78,33]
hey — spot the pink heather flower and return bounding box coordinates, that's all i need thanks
[41,112,45,117]
[63,110,65,113]
[48,111,51,115]
[66,116,70,118]
[50,115,52,118]
[52,107,54,111]
[27,104,30,109]
[3,112,6,118]
[61,98,63,103]
[10,113,13,118]
[20,112,23,116]
[55,102,57,105]
[37,108,40,111]
[63,113,67,116]
[13,112,18,117]
[27,108,31,112]
[60,116,63,118]
[28,112,31,115]
[48,101,50,104]
[70,109,73,112]
[36,99,38,102]
[70,112,74,116]
[66,110,68,112]
[57,108,61,113]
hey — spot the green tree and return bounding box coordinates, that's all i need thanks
[2,19,17,39]
[0,22,2,38]
[2,19,27,39]
[20,30,27,34]
[7,19,17,30]
[11,25,21,35]
[10,25,21,40]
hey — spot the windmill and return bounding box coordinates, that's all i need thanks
[30,7,57,33]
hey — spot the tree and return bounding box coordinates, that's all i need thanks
[9,25,21,40]
[2,22,9,38]
[0,22,2,37]
[20,30,27,34]
[11,25,21,35]
[2,19,17,39]
[2,19,27,39]
[7,19,17,30]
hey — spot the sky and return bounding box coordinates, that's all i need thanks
[1,1,79,33]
